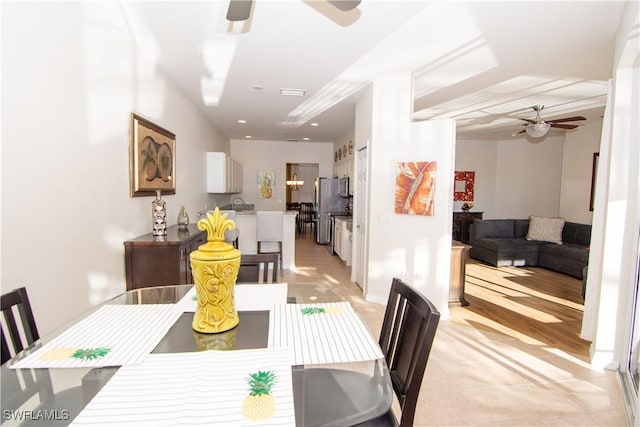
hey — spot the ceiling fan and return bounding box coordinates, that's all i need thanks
[516,105,586,138]
[226,0,361,23]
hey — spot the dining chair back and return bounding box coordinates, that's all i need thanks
[376,277,440,427]
[299,202,315,235]
[220,210,239,248]
[234,283,288,310]
[237,253,279,283]
[1,287,40,365]
[256,211,284,275]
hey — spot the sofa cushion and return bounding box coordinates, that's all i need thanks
[474,238,541,253]
[538,242,589,263]
[562,222,592,246]
[472,219,514,239]
[526,215,565,244]
[514,219,530,238]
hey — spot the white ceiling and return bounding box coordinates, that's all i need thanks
[123,1,626,142]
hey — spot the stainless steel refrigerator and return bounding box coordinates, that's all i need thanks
[314,177,348,244]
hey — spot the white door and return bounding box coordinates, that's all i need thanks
[354,146,368,290]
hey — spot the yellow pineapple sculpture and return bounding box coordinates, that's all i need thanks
[190,208,240,333]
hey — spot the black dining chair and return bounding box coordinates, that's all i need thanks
[2,287,40,365]
[363,278,440,426]
[299,202,315,235]
[237,253,279,283]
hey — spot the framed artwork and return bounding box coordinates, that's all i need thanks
[129,113,176,197]
[589,152,599,211]
[395,161,437,216]
[258,170,275,199]
[453,171,475,201]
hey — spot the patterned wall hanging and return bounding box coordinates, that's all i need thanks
[395,161,437,216]
[453,171,475,201]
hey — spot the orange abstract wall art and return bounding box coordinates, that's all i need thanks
[395,161,437,216]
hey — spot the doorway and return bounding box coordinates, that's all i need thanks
[286,163,318,204]
[354,147,368,290]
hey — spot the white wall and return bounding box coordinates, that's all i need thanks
[456,135,573,220]
[560,119,603,224]
[230,139,333,210]
[1,2,229,334]
[364,74,455,316]
[585,0,639,370]
[495,136,565,218]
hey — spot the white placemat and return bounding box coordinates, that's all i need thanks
[174,284,288,312]
[71,348,295,426]
[268,302,384,365]
[10,305,182,369]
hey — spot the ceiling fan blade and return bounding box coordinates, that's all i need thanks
[518,118,536,124]
[227,0,253,21]
[546,116,587,123]
[326,0,361,11]
[550,123,579,130]
[514,129,527,135]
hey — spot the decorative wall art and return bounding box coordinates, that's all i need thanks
[395,161,437,216]
[129,113,176,197]
[453,171,475,201]
[258,170,275,199]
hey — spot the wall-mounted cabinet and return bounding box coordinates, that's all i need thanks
[207,152,243,193]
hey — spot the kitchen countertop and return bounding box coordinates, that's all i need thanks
[234,210,298,216]
[208,208,298,216]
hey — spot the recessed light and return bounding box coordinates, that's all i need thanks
[237,119,246,123]
[245,135,252,139]
[252,85,263,90]
[310,122,319,127]
[280,88,306,97]
[303,137,310,141]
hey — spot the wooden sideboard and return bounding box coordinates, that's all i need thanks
[124,224,206,291]
[452,211,483,244]
[450,240,470,306]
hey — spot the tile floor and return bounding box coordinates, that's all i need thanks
[283,232,629,427]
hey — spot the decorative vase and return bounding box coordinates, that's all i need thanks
[190,208,241,334]
[152,190,167,236]
[177,205,189,229]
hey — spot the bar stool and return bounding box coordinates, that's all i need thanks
[256,211,283,275]
[220,210,239,249]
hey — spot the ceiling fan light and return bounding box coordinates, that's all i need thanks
[525,122,551,138]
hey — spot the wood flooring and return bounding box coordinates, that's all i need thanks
[285,234,627,426]
[454,259,591,360]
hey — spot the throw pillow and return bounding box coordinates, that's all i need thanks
[526,215,565,244]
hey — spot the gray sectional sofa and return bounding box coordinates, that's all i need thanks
[469,218,591,279]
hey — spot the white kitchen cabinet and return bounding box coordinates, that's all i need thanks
[207,152,243,193]
[342,219,352,266]
[334,218,352,266]
[334,219,343,258]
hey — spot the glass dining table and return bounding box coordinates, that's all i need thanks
[1,284,392,426]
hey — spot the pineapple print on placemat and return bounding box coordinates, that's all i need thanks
[242,370,277,421]
[301,306,345,315]
[38,347,111,361]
